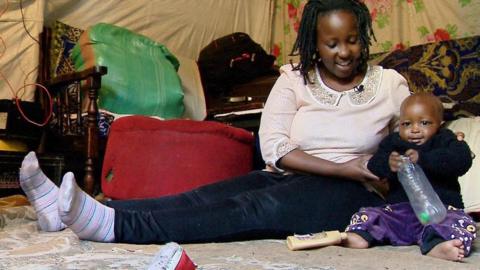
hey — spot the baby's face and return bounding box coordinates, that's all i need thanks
[399,101,441,145]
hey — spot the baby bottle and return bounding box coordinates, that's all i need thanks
[397,156,447,224]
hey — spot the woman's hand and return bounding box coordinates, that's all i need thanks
[455,131,465,141]
[338,155,379,182]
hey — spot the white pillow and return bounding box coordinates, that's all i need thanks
[176,54,207,121]
[446,117,480,213]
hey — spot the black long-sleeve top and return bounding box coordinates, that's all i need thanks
[367,128,473,207]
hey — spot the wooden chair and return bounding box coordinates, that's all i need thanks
[37,28,106,195]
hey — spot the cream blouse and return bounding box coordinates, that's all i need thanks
[259,64,410,172]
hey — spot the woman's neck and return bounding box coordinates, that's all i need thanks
[317,64,366,92]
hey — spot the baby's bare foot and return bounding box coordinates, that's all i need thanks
[427,239,464,261]
[343,232,369,249]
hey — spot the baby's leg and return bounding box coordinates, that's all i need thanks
[422,207,476,262]
[346,203,421,248]
[427,239,464,261]
[342,232,369,248]
[19,151,65,231]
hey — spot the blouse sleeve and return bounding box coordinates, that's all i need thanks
[386,69,411,132]
[258,66,300,171]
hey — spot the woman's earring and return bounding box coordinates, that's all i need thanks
[313,52,321,63]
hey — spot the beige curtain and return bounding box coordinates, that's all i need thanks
[2,0,478,100]
[1,0,275,101]
[44,0,275,60]
[272,0,480,66]
[0,0,43,101]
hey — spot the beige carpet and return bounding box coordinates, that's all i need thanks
[0,205,478,269]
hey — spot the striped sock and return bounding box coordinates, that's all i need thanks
[19,151,66,232]
[58,172,115,242]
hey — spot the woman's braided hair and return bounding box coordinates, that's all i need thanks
[290,0,375,84]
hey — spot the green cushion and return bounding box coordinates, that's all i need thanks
[72,23,184,119]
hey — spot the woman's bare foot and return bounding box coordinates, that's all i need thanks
[427,239,465,261]
[343,232,369,249]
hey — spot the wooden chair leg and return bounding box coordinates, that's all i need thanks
[43,66,107,196]
[83,75,102,195]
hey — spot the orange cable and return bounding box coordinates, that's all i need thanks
[0,0,7,16]
[19,0,39,44]
[15,83,53,127]
[0,0,7,59]
[0,0,53,127]
[0,36,5,59]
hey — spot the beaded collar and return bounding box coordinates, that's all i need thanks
[307,65,383,106]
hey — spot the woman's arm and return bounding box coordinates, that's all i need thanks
[279,150,378,182]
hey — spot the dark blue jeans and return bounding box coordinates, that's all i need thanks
[106,171,388,244]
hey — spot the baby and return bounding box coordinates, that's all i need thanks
[339,93,476,261]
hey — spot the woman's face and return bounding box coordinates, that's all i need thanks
[316,10,362,82]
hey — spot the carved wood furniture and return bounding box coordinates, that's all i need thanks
[38,28,106,195]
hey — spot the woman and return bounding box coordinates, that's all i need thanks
[20,0,410,244]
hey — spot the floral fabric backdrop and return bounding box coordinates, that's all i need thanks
[271,0,480,66]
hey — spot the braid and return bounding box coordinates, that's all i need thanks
[290,0,375,84]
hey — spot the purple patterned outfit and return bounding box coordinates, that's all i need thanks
[346,129,477,255]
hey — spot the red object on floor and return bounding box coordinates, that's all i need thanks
[148,242,197,269]
[176,250,196,270]
[101,115,254,199]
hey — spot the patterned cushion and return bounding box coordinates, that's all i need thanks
[50,21,84,77]
[379,36,480,120]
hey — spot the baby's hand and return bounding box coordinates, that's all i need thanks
[389,150,419,172]
[404,149,419,163]
[388,151,402,172]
